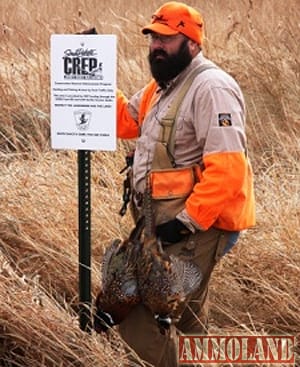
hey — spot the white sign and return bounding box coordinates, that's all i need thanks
[50,34,117,151]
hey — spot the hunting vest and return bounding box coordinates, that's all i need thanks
[145,64,217,225]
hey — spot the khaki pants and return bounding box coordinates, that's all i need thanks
[119,227,231,367]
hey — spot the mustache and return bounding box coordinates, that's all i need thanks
[149,48,169,61]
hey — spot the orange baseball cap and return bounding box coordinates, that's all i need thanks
[142,1,204,45]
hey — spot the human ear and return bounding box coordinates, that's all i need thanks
[188,40,200,56]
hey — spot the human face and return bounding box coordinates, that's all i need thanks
[148,33,193,87]
[148,33,184,49]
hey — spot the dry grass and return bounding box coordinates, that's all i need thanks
[0,0,299,366]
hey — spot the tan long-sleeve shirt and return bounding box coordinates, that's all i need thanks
[117,52,255,231]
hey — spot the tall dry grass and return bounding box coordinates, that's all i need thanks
[0,0,299,366]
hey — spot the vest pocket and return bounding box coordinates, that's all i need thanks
[150,166,199,199]
[149,165,201,225]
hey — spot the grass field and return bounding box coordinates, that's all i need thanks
[0,0,299,366]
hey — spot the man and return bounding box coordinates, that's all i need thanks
[116,2,255,366]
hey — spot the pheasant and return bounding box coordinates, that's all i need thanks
[94,217,144,333]
[137,236,202,333]
[137,178,203,333]
[94,178,202,334]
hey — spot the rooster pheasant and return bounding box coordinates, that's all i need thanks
[94,180,202,334]
[137,181,202,332]
[94,217,144,333]
[137,236,202,332]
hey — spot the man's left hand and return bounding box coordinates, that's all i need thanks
[155,219,191,243]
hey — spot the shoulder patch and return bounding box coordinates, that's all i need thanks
[218,113,232,127]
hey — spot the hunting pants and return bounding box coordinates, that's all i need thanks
[119,227,231,367]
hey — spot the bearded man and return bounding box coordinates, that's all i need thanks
[105,2,255,366]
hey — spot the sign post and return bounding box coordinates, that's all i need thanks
[78,149,91,331]
[50,33,117,331]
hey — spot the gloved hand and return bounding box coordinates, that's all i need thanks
[155,218,191,243]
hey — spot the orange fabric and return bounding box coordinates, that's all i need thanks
[137,80,158,125]
[150,166,195,199]
[117,81,158,139]
[142,1,204,45]
[186,151,256,231]
[116,90,139,139]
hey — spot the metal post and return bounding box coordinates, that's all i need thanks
[78,150,91,331]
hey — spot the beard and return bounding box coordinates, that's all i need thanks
[148,39,193,87]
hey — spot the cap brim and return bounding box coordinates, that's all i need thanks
[142,23,179,36]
